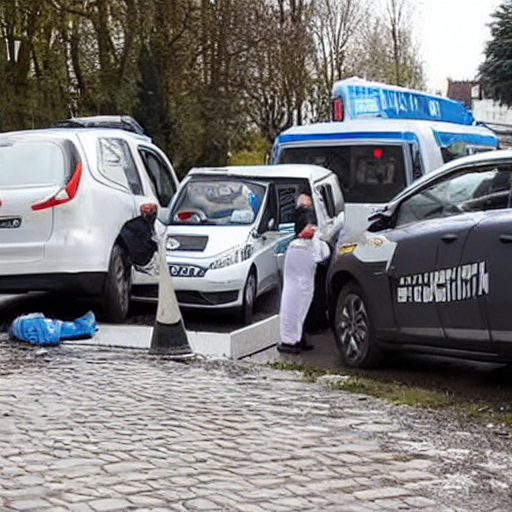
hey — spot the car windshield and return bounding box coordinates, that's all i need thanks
[278,144,406,203]
[170,178,266,226]
[0,139,66,187]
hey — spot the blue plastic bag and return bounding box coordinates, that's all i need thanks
[10,311,97,346]
[60,311,97,340]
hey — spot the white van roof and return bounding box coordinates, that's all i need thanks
[273,118,498,174]
[274,118,497,145]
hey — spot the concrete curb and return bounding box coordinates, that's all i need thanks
[67,314,281,360]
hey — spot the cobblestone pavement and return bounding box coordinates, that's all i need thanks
[0,337,511,512]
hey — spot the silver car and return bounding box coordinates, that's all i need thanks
[0,117,179,322]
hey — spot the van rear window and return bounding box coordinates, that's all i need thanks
[278,145,406,203]
[0,140,66,187]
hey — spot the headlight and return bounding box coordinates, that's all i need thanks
[210,244,254,270]
[166,236,181,251]
[335,226,358,256]
[338,242,357,256]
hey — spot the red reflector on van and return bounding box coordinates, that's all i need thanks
[31,162,82,211]
[333,98,343,121]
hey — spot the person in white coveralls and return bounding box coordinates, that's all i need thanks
[278,203,330,354]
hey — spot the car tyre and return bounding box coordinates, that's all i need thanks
[239,271,256,326]
[102,244,131,323]
[333,282,381,368]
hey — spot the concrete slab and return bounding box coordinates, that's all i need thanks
[66,314,280,360]
[229,314,280,359]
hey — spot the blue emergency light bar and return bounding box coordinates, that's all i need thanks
[332,77,475,126]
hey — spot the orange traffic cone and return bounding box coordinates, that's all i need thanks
[149,235,193,358]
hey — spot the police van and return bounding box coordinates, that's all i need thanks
[272,77,499,237]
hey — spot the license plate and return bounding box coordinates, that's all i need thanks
[169,264,206,278]
[0,217,21,229]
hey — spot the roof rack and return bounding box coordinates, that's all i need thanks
[54,115,145,135]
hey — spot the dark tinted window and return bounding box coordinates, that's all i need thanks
[319,183,336,217]
[278,145,406,203]
[139,149,177,207]
[277,185,299,224]
[258,185,278,233]
[440,142,496,164]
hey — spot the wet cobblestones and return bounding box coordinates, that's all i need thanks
[0,337,511,511]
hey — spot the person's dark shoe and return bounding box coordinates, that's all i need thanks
[277,342,301,354]
[300,340,314,351]
[299,333,314,351]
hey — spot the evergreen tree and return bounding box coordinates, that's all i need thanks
[479,0,512,106]
[134,44,171,154]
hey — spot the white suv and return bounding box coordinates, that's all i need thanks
[0,117,179,322]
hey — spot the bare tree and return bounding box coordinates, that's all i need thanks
[340,0,424,89]
[240,1,290,142]
[0,0,426,170]
[54,0,144,113]
[310,0,364,120]
[277,0,315,126]
[0,0,76,128]
[387,0,404,85]
[383,0,424,87]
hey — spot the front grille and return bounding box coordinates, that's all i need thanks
[176,290,238,306]
[169,235,208,251]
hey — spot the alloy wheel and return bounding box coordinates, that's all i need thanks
[336,291,370,365]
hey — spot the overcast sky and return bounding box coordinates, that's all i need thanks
[415,0,501,94]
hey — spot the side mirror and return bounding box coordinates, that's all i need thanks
[252,218,275,238]
[367,211,393,232]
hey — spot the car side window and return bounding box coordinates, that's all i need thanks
[457,165,512,212]
[277,185,299,224]
[258,185,277,233]
[139,148,177,207]
[396,165,512,227]
[98,138,143,194]
[318,183,336,218]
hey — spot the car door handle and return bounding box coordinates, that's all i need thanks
[441,233,458,243]
[499,234,512,244]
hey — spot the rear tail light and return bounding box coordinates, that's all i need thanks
[31,162,82,211]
